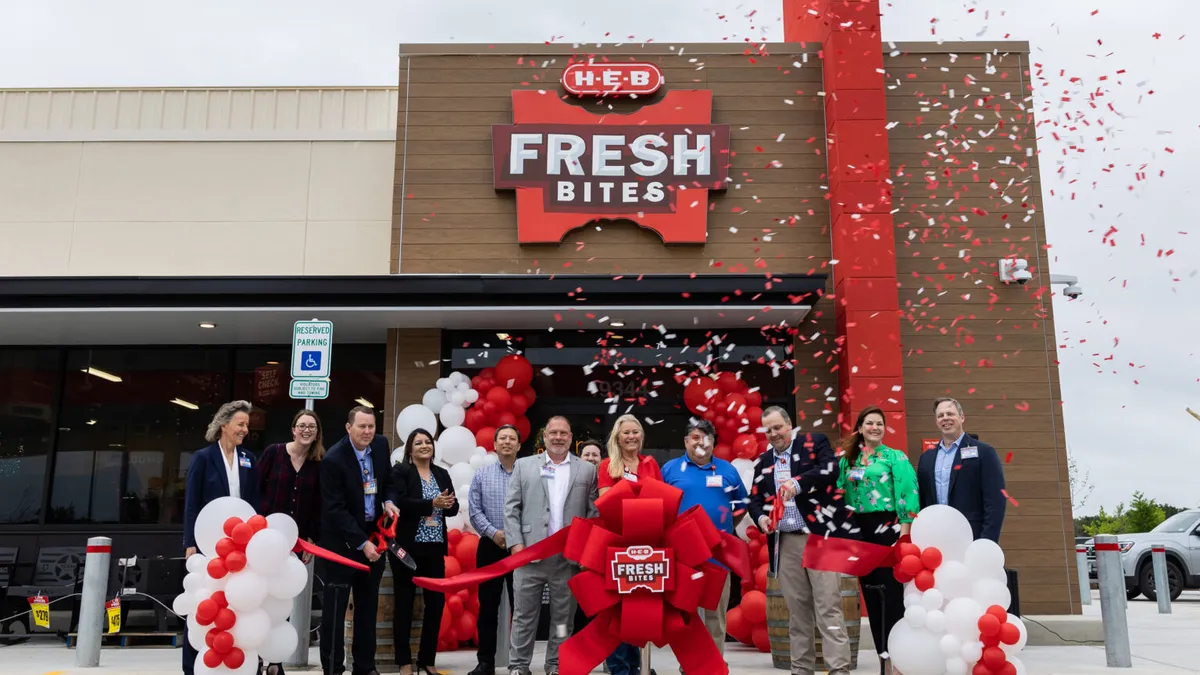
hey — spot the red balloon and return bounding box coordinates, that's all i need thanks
[981,631,1002,648]
[999,622,1020,645]
[520,387,536,406]
[714,414,727,429]
[205,630,217,648]
[746,406,763,428]
[195,599,218,625]
[247,514,268,532]
[920,546,943,570]
[684,380,719,414]
[893,567,915,584]
[445,556,462,578]
[746,390,763,407]
[914,569,936,592]
[482,400,499,420]
[224,551,247,573]
[214,607,236,631]
[757,545,769,567]
[222,517,243,537]
[733,434,758,459]
[515,416,531,443]
[479,367,496,380]
[754,564,769,593]
[723,393,748,418]
[496,411,517,428]
[982,646,1007,670]
[746,525,761,541]
[231,522,255,546]
[900,554,924,577]
[740,590,767,624]
[898,543,921,560]
[211,630,234,654]
[714,443,734,462]
[223,647,246,669]
[475,378,494,395]
[448,529,463,547]
[215,537,238,558]
[751,624,770,653]
[456,535,480,572]
[972,663,993,675]
[202,649,223,668]
[447,593,464,616]
[987,604,1009,622]
[997,663,1016,675]
[457,611,477,643]
[465,592,480,617]
[206,557,228,579]
[494,354,534,390]
[977,613,1001,637]
[485,386,512,410]
[725,606,750,642]
[702,408,717,422]
[748,540,762,562]
[211,591,228,608]
[440,606,454,632]
[464,408,488,433]
[716,372,740,394]
[509,394,529,415]
[475,427,496,452]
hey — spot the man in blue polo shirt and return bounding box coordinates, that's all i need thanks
[661,419,750,662]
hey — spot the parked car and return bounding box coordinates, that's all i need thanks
[1084,509,1200,601]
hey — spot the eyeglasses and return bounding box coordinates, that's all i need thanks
[295,424,318,431]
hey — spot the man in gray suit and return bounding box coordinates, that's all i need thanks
[504,415,599,675]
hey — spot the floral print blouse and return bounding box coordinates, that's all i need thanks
[836,445,920,524]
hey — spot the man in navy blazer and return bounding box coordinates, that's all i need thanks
[918,397,1007,542]
[319,406,399,675]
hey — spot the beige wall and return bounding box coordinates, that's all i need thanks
[0,88,397,276]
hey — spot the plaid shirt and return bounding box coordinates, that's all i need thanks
[258,443,322,542]
[468,460,514,540]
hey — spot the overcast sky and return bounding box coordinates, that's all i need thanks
[2,0,1196,515]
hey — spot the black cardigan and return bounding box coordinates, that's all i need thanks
[388,462,459,555]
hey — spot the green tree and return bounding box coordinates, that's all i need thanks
[1124,492,1167,533]
[1083,503,1127,536]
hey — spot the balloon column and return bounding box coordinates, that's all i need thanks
[887,505,1029,675]
[681,372,765,463]
[725,526,771,653]
[432,528,485,651]
[172,498,311,674]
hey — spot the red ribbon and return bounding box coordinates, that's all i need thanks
[293,539,369,571]
[413,479,751,675]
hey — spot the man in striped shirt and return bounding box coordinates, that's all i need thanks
[468,424,521,675]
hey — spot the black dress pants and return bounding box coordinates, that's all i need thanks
[475,537,514,666]
[855,512,906,675]
[393,541,446,668]
[319,537,387,675]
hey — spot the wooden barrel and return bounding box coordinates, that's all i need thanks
[766,573,861,671]
[344,566,423,673]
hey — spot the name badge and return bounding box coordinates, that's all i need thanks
[706,475,723,488]
[239,455,252,468]
[961,447,979,460]
[424,516,439,527]
[848,467,866,481]
[540,465,557,479]
[775,469,791,484]
[623,471,639,483]
[363,479,377,495]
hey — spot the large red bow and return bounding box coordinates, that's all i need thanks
[412,479,751,675]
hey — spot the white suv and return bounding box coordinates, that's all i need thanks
[1085,509,1200,601]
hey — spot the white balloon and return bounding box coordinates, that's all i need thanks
[934,560,974,601]
[910,504,974,563]
[1010,656,1027,675]
[464,389,480,404]
[449,391,466,406]
[455,382,471,394]
[472,446,486,458]
[437,426,477,465]
[440,402,466,428]
[229,607,272,649]
[262,594,294,623]
[173,590,197,617]
[246,529,290,576]
[193,497,257,556]
[231,651,261,675]
[922,588,945,611]
[964,538,1007,579]
[972,577,1012,612]
[944,597,984,642]
[482,451,499,466]
[422,388,447,415]
[269,556,310,600]
[446,511,466,532]
[449,371,470,387]
[925,609,947,634]
[265,513,299,552]
[396,404,438,444]
[468,453,485,470]
[225,570,269,612]
[904,604,928,628]
[259,622,300,662]
[940,633,963,658]
[436,377,454,392]
[887,620,946,675]
[731,458,754,475]
[391,447,405,465]
[735,517,751,542]
[740,469,754,492]
[182,571,204,594]
[960,640,983,664]
[448,461,474,488]
[1003,614,1028,654]
[945,656,968,675]
[186,553,209,575]
[187,613,209,651]
[903,592,921,609]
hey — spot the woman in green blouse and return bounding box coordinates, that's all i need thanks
[838,405,919,675]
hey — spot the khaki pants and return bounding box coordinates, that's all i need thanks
[700,575,732,657]
[777,533,851,675]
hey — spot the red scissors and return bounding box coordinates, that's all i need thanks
[369,514,417,571]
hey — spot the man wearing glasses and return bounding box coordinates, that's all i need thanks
[503,416,599,675]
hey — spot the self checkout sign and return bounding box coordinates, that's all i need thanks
[290,320,333,400]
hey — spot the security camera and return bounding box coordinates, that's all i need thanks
[1063,284,1083,299]
[998,258,1032,285]
[1050,273,1083,299]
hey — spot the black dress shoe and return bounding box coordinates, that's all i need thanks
[468,664,496,675]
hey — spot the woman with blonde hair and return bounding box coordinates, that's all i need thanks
[596,414,662,675]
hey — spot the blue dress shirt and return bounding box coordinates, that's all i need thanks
[935,433,966,505]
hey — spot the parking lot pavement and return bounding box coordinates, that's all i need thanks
[7,591,1200,675]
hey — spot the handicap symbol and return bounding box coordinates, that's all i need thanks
[300,351,322,372]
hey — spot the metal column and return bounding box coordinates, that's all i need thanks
[1094,534,1132,668]
[1151,545,1171,614]
[1076,545,1092,605]
[497,583,511,669]
[285,557,315,666]
[640,642,652,674]
[74,536,112,668]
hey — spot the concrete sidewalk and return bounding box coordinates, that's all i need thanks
[6,591,1199,675]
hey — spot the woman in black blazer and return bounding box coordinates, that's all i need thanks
[389,428,458,675]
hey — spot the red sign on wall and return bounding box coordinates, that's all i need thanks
[921,439,940,452]
[561,62,664,97]
[493,88,729,244]
[610,545,672,594]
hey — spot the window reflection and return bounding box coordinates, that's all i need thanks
[0,349,57,524]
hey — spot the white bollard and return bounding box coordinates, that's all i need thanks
[285,557,315,666]
[1151,545,1171,615]
[74,537,112,667]
[497,582,510,669]
[1094,534,1132,668]
[1076,545,1092,605]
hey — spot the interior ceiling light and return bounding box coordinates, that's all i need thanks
[355,397,374,408]
[199,322,217,329]
[170,398,199,410]
[82,367,122,383]
[610,322,625,327]
[266,361,279,366]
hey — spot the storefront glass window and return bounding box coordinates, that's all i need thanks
[0,349,59,524]
[49,348,230,525]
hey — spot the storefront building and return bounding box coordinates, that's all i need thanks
[0,35,1079,616]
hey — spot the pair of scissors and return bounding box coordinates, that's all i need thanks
[369,514,417,571]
